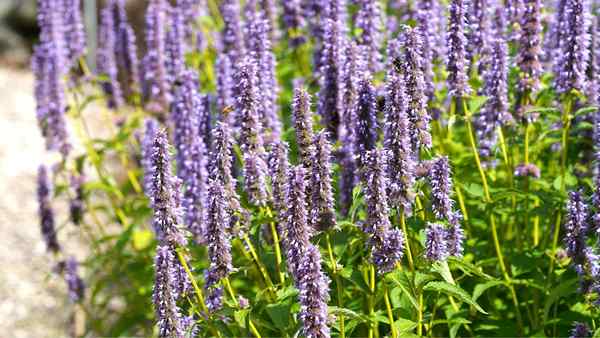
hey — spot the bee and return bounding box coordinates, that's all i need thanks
[392,57,403,74]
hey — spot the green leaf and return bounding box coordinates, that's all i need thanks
[448,257,496,281]
[463,183,484,198]
[387,272,418,310]
[543,278,578,322]
[432,261,455,285]
[393,318,418,334]
[233,309,249,329]
[423,281,487,314]
[472,280,505,302]
[468,95,489,114]
[593,327,600,338]
[573,106,598,118]
[265,303,291,330]
[132,229,153,251]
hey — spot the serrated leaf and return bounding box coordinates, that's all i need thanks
[328,306,367,322]
[423,281,487,314]
[432,261,455,285]
[472,280,505,302]
[448,257,496,280]
[387,272,418,310]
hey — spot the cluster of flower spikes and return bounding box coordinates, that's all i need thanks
[563,191,600,306]
[425,157,465,261]
[148,130,196,336]
[33,0,87,156]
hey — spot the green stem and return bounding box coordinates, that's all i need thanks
[242,234,276,298]
[384,285,397,338]
[263,206,285,284]
[325,234,345,338]
[223,277,262,338]
[462,99,524,334]
[400,212,414,272]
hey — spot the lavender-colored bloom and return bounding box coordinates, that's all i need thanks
[220,0,245,65]
[356,0,383,73]
[400,26,432,151]
[570,322,591,338]
[477,35,511,160]
[544,0,566,67]
[466,0,490,66]
[177,0,203,38]
[64,257,85,302]
[204,179,233,312]
[339,40,359,215]
[355,76,378,171]
[284,166,313,278]
[585,15,599,104]
[171,70,208,243]
[296,244,331,338]
[363,149,405,273]
[446,216,465,257]
[153,245,185,337]
[236,58,268,205]
[293,87,315,171]
[150,129,187,246]
[246,9,281,142]
[282,0,306,47]
[429,156,455,221]
[143,118,159,195]
[564,191,590,262]
[37,165,60,253]
[554,0,591,94]
[506,0,524,42]
[143,0,170,110]
[317,12,345,141]
[63,0,86,62]
[384,71,415,213]
[310,131,337,232]
[446,0,471,98]
[517,0,543,93]
[269,141,290,217]
[166,6,187,86]
[514,163,541,178]
[416,0,445,64]
[98,2,125,108]
[33,0,71,156]
[425,222,449,261]
[69,173,85,225]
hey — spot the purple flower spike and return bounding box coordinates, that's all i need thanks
[150,129,187,246]
[446,0,471,98]
[37,165,60,253]
[400,26,432,151]
[283,166,312,279]
[355,76,378,171]
[296,244,331,338]
[356,0,383,73]
[142,118,159,195]
[363,149,405,274]
[466,0,490,66]
[384,71,415,213]
[293,87,315,171]
[33,0,71,156]
[416,0,445,66]
[116,16,140,97]
[216,54,234,117]
[554,0,591,94]
[446,215,465,257]
[339,40,359,216]
[269,141,290,218]
[143,0,170,110]
[153,245,185,337]
[64,257,85,302]
[517,0,543,93]
[236,58,268,205]
[569,322,591,338]
[166,6,187,86]
[426,222,449,261]
[220,0,246,65]
[171,70,208,243]
[98,1,125,108]
[564,191,590,262]
[204,179,233,312]
[478,32,511,161]
[310,131,337,232]
[428,156,455,221]
[317,2,346,141]
[63,0,86,62]
[246,9,281,142]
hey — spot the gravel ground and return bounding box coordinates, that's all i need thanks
[0,67,70,337]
